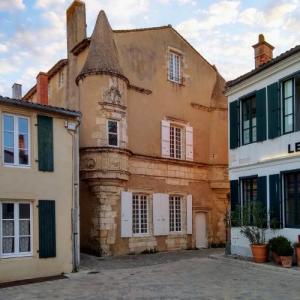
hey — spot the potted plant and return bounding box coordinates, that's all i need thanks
[294,242,300,267]
[232,201,268,263]
[277,240,293,268]
[268,236,287,265]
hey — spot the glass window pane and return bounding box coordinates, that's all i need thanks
[3,115,14,131]
[4,132,14,148]
[19,220,30,235]
[243,129,250,144]
[4,148,14,163]
[2,237,14,253]
[108,134,118,146]
[285,115,293,132]
[19,133,28,150]
[19,237,30,252]
[2,203,14,219]
[285,98,293,115]
[252,127,257,142]
[19,204,30,219]
[243,120,249,129]
[2,220,14,236]
[18,118,28,133]
[108,121,117,133]
[284,80,293,98]
[19,149,29,165]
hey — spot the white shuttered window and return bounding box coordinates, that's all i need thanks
[161,120,193,161]
[169,196,182,232]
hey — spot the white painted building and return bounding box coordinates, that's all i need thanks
[226,34,300,256]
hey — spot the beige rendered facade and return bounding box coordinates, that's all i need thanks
[24,0,229,256]
[0,96,80,283]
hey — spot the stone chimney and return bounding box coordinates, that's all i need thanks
[252,34,274,69]
[67,0,87,53]
[12,83,22,99]
[36,72,48,105]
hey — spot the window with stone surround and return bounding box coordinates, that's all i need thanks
[132,194,148,235]
[0,202,32,258]
[168,51,181,84]
[169,195,182,232]
[107,120,118,147]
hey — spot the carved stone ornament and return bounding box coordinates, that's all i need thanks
[81,157,96,169]
[103,84,122,105]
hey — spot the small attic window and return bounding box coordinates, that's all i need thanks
[58,70,64,88]
[168,51,181,84]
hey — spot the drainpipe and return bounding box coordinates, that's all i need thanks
[66,117,81,272]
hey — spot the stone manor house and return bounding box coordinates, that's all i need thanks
[23,0,229,256]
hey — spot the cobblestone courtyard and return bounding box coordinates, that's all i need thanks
[1,249,300,300]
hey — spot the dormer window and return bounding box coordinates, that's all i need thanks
[168,51,181,84]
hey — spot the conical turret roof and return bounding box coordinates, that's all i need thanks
[77,10,127,83]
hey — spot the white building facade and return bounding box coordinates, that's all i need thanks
[227,35,300,256]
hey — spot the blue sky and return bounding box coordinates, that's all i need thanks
[0,0,300,97]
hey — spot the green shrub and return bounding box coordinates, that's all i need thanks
[268,236,289,253]
[277,240,294,256]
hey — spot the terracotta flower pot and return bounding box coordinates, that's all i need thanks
[296,247,300,267]
[272,251,281,265]
[251,244,268,263]
[280,256,292,268]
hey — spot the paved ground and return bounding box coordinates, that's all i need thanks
[1,249,300,299]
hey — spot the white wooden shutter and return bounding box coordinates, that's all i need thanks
[185,125,193,161]
[187,194,193,234]
[121,191,132,237]
[153,193,170,235]
[161,120,170,158]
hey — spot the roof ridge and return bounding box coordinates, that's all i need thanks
[113,25,172,33]
[227,44,300,88]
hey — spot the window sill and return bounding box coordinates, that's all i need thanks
[0,253,33,259]
[168,79,184,86]
[3,163,31,169]
[132,233,150,238]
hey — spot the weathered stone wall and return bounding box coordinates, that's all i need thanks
[80,150,229,256]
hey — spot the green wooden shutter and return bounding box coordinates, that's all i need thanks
[229,100,240,149]
[267,82,281,139]
[37,115,54,172]
[230,180,240,226]
[269,174,281,228]
[39,200,56,258]
[256,88,267,142]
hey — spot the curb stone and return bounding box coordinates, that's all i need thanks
[209,254,300,275]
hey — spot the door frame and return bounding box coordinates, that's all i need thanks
[192,208,211,248]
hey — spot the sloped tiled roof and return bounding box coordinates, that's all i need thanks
[23,59,68,100]
[227,45,300,88]
[0,96,81,117]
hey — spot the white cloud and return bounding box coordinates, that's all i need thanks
[0,44,8,53]
[176,0,300,80]
[0,0,25,11]
[85,0,150,29]
[36,0,67,8]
